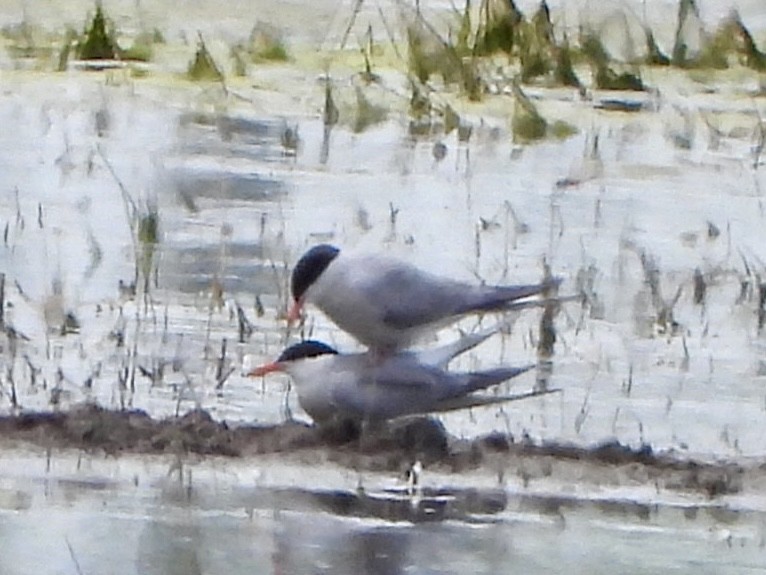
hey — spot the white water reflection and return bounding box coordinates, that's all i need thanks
[1,450,765,575]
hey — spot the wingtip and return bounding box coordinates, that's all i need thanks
[432,387,561,414]
[504,363,536,378]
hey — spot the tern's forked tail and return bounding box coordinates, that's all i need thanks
[460,364,535,395]
[461,278,563,314]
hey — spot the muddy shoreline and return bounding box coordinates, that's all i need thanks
[0,403,752,499]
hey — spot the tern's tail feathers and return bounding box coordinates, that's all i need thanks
[419,294,582,369]
[502,293,582,312]
[461,277,563,314]
[461,364,535,394]
[417,324,500,368]
[433,388,561,414]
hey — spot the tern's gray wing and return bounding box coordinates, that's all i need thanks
[429,388,561,415]
[329,360,444,420]
[330,361,534,421]
[380,273,563,330]
[366,265,471,330]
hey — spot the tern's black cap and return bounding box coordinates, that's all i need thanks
[291,244,340,301]
[277,340,339,362]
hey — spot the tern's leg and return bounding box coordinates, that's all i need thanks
[357,416,387,452]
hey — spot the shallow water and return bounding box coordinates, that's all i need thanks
[1,448,766,575]
[2,67,766,456]
[2,1,766,572]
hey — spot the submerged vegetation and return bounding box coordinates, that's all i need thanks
[581,33,644,91]
[0,0,761,109]
[77,4,118,60]
[671,0,766,70]
[474,0,523,56]
[510,81,575,142]
[0,1,761,78]
[187,34,223,81]
[0,3,160,70]
[406,18,482,101]
[75,4,157,63]
[401,0,764,96]
[248,23,290,62]
[511,81,547,142]
[230,22,291,74]
[1,21,57,63]
[0,3,167,73]
[695,10,766,71]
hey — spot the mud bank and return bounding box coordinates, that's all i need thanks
[0,404,755,498]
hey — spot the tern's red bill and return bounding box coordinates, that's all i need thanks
[286,297,304,325]
[248,362,284,377]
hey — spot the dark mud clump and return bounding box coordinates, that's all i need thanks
[497,439,745,498]
[0,404,319,457]
[0,405,749,498]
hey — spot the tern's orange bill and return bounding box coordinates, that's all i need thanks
[248,362,283,377]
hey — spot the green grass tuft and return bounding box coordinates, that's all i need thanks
[644,29,670,66]
[122,42,152,62]
[474,0,523,56]
[187,35,223,81]
[511,82,547,142]
[582,33,644,91]
[249,23,290,62]
[550,120,578,139]
[77,4,119,60]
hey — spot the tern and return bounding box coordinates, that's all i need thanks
[249,323,554,427]
[287,244,561,353]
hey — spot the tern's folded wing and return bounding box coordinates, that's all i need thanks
[429,388,561,414]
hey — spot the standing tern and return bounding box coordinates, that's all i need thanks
[287,244,562,353]
[249,324,554,427]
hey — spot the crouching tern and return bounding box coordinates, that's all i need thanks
[248,323,556,427]
[287,244,562,353]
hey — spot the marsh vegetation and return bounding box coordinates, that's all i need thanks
[1,1,766,570]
